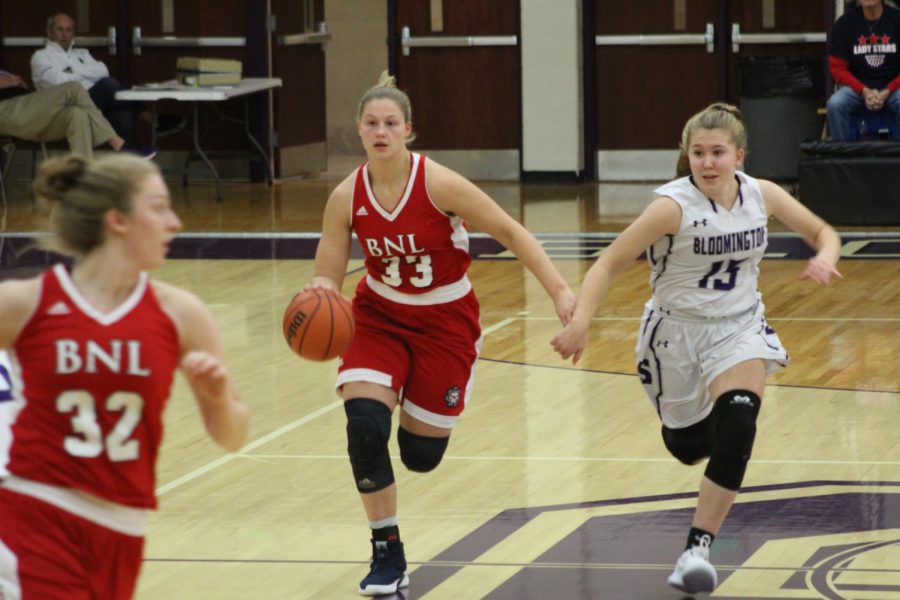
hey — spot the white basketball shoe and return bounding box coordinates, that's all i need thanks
[667,536,717,594]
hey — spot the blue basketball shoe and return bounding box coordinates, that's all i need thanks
[358,539,409,596]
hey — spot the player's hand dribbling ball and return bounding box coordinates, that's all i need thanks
[282,289,354,361]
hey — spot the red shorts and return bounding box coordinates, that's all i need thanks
[0,488,144,600]
[337,285,481,428]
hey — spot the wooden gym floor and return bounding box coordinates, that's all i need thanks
[1,160,898,599]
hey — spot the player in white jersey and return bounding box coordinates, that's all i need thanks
[552,103,842,594]
[0,350,16,479]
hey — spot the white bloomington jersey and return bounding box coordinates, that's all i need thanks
[0,349,23,478]
[647,172,768,318]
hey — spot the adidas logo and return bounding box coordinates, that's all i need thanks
[356,206,369,217]
[46,301,71,316]
[731,394,754,406]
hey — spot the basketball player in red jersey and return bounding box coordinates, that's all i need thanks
[306,71,576,596]
[0,154,249,599]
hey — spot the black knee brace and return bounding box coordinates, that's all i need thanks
[397,427,449,473]
[704,390,761,491]
[662,413,715,465]
[345,398,394,493]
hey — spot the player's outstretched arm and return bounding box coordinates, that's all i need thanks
[552,197,681,364]
[155,281,249,452]
[759,180,842,285]
[425,160,575,324]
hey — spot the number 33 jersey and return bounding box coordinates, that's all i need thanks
[5,264,180,509]
[648,172,769,318]
[351,153,472,302]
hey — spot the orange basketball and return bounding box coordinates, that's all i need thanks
[282,288,355,361]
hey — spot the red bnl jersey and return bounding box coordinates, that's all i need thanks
[342,152,481,428]
[352,152,472,298]
[6,264,179,509]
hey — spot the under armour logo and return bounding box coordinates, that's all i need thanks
[656,340,669,348]
[731,394,754,406]
[693,219,708,227]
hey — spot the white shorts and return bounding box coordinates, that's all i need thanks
[635,299,788,429]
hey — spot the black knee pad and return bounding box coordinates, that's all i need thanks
[397,427,449,473]
[662,413,715,465]
[704,390,761,491]
[345,398,394,493]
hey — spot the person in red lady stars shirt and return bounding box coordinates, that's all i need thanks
[305,71,576,596]
[826,0,900,139]
[0,154,249,599]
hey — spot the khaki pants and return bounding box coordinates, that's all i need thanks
[0,82,117,158]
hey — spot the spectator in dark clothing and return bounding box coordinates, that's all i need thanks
[826,0,900,140]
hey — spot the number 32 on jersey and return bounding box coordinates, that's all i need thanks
[58,390,143,462]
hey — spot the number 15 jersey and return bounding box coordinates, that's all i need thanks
[6,264,180,509]
[648,172,769,319]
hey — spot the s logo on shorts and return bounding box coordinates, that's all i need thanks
[444,385,461,408]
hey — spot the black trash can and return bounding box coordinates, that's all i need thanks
[739,56,824,181]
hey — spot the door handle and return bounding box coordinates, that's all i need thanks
[730,23,825,53]
[1,27,117,55]
[400,26,517,57]
[132,26,245,56]
[277,21,332,48]
[595,22,715,54]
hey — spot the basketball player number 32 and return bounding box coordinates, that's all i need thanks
[381,254,433,288]
[698,258,746,291]
[57,390,143,461]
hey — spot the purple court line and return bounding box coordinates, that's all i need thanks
[2,232,900,267]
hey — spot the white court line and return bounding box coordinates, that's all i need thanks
[155,314,523,496]
[482,317,520,335]
[241,454,900,466]
[156,400,343,496]
[154,309,898,496]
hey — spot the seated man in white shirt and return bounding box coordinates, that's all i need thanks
[31,13,145,152]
